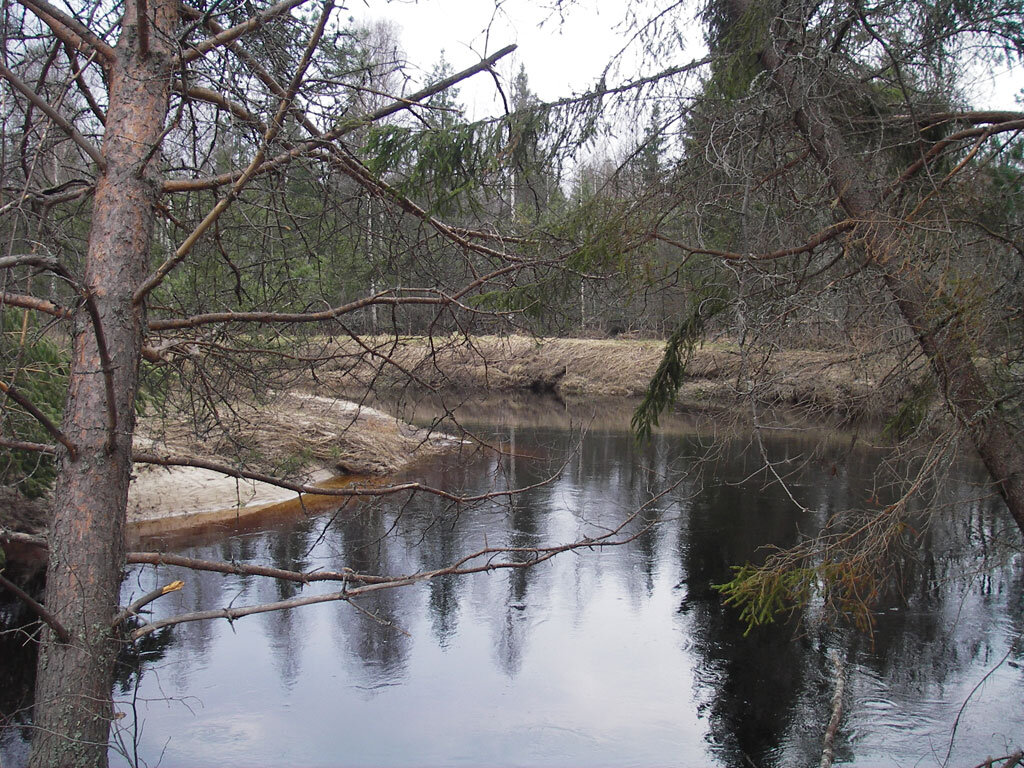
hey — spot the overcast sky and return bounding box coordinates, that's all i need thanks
[347,0,676,118]
[348,0,1022,119]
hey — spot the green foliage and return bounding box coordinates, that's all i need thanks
[714,563,816,635]
[0,311,68,497]
[715,557,879,635]
[468,285,543,316]
[363,120,499,214]
[700,0,772,99]
[359,53,516,217]
[631,282,729,440]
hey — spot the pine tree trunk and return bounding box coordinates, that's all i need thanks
[730,0,1024,535]
[29,2,174,765]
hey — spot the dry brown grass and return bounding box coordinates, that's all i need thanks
[134,391,460,480]
[313,334,904,418]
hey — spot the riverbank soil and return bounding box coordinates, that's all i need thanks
[2,335,911,542]
[314,334,910,418]
[126,391,462,526]
[1,391,461,551]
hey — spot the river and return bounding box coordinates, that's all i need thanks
[2,397,1022,766]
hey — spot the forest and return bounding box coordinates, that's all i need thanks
[0,0,1022,765]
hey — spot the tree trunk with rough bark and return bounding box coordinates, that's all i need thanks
[729,0,1024,536]
[28,2,174,765]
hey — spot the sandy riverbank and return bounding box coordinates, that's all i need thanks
[125,392,462,535]
[1,393,462,550]
[3,335,912,547]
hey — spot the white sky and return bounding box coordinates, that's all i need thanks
[346,0,669,118]
[348,0,1022,118]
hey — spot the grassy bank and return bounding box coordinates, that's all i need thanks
[315,334,908,420]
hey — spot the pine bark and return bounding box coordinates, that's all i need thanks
[730,0,1024,535]
[28,2,174,765]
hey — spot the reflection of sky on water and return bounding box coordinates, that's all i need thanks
[7,403,1018,767]
[104,410,1023,767]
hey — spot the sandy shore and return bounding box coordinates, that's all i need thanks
[125,464,336,537]
[124,394,458,538]
[4,336,909,548]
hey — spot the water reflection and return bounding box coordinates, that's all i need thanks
[2,400,1022,767]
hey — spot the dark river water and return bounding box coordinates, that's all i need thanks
[2,398,1022,767]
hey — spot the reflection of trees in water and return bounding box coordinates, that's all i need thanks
[497,424,544,676]
[675,430,889,766]
[67,411,1022,766]
[681,478,817,768]
[113,625,176,696]
[264,519,317,689]
[119,553,219,694]
[495,494,542,677]
[677,431,1024,767]
[409,490,475,646]
[331,503,412,684]
[857,491,1024,698]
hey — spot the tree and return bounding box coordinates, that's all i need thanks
[629,0,1024,621]
[507,64,556,222]
[734,0,1024,526]
[3,0,1022,759]
[0,2,548,764]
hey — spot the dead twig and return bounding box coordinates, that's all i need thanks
[0,571,71,644]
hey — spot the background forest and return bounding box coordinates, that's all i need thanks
[0,0,1022,765]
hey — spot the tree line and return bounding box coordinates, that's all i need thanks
[0,0,1021,764]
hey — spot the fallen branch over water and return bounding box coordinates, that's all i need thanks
[970,752,1024,768]
[127,538,619,640]
[0,570,70,643]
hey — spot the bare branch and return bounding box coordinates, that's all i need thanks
[0,260,118,454]
[79,290,118,454]
[0,178,93,216]
[172,14,526,271]
[176,83,261,126]
[0,437,57,455]
[180,0,309,64]
[146,265,520,331]
[0,292,72,319]
[653,219,858,261]
[0,528,49,548]
[0,254,64,272]
[62,45,106,124]
[128,499,658,641]
[130,449,558,503]
[111,579,183,626]
[160,44,517,194]
[319,149,523,264]
[136,0,335,302]
[126,552,366,584]
[887,118,1024,197]
[851,110,1024,126]
[130,588,356,639]
[968,752,1024,768]
[0,571,71,644]
[0,380,77,460]
[16,0,117,64]
[0,60,105,171]
[546,55,712,109]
